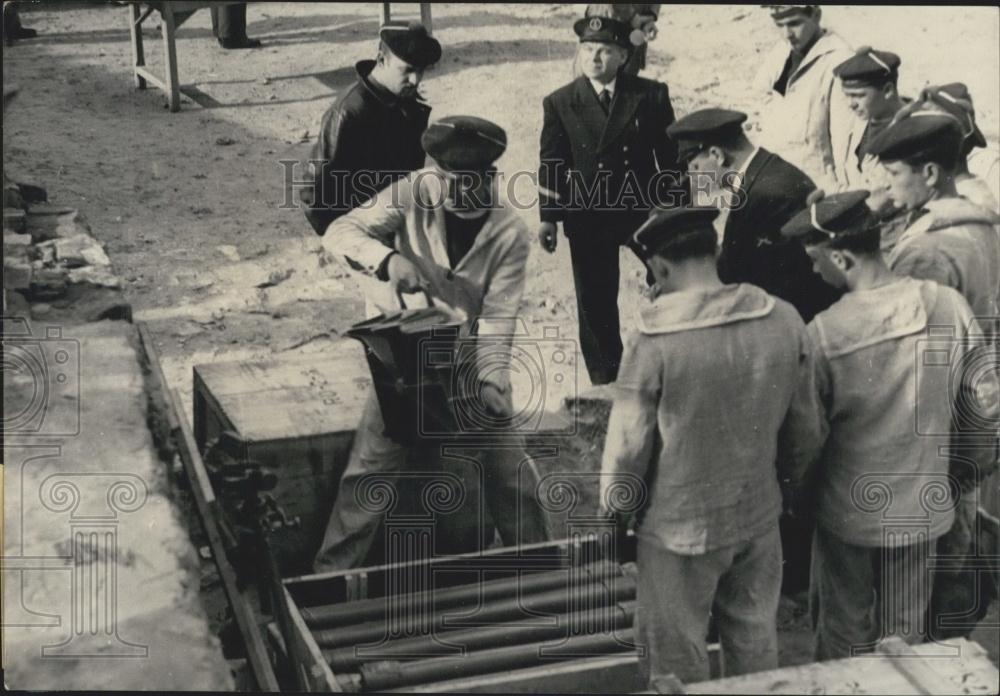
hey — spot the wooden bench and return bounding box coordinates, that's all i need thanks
[127,3,433,112]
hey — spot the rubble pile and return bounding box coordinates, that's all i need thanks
[3,197,131,322]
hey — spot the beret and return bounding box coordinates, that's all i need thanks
[666,108,748,163]
[631,206,720,260]
[421,116,507,172]
[379,22,442,68]
[780,190,874,244]
[907,83,987,150]
[866,110,965,163]
[762,5,817,19]
[834,46,901,87]
[573,16,632,49]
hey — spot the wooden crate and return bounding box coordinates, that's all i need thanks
[274,536,652,693]
[193,347,371,574]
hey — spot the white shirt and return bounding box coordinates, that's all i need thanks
[589,77,617,101]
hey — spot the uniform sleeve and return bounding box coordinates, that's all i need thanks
[599,336,661,512]
[823,59,857,192]
[539,95,571,224]
[777,320,831,493]
[891,245,963,291]
[302,109,366,235]
[323,176,408,275]
[474,228,531,391]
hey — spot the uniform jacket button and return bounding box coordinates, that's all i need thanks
[598,162,604,169]
[623,145,629,152]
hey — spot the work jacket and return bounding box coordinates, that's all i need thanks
[752,30,854,191]
[301,60,431,235]
[797,278,980,546]
[888,196,1000,333]
[600,283,822,555]
[327,169,531,392]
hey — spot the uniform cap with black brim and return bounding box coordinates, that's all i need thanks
[421,116,507,172]
[666,108,748,163]
[780,190,873,245]
[631,206,720,260]
[573,16,632,50]
[379,21,442,68]
[761,5,817,19]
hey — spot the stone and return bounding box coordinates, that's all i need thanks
[25,209,90,242]
[4,207,26,233]
[46,234,110,268]
[67,267,122,289]
[29,268,68,298]
[4,231,31,248]
[216,244,240,262]
[3,258,33,289]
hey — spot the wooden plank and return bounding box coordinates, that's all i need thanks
[390,653,644,693]
[160,3,181,112]
[127,4,146,89]
[167,385,281,691]
[283,587,341,692]
[136,322,175,430]
[193,347,368,396]
[685,638,998,695]
[134,66,170,94]
[877,637,965,695]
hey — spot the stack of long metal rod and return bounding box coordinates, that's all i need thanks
[299,562,638,691]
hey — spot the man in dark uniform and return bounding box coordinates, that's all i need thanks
[668,108,841,326]
[301,23,441,236]
[538,16,680,386]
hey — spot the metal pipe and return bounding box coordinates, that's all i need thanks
[325,600,637,671]
[302,561,622,629]
[360,628,638,691]
[312,575,635,650]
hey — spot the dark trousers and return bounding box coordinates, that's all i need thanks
[211,3,248,41]
[568,232,625,386]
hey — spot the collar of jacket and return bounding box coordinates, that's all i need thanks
[811,277,931,358]
[907,196,1000,236]
[354,59,429,112]
[786,30,847,85]
[637,283,774,335]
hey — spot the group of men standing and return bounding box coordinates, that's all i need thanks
[297,4,999,691]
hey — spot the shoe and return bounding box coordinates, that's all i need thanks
[218,36,262,49]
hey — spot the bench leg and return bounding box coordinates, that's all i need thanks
[160,3,180,112]
[380,2,390,26]
[128,4,146,89]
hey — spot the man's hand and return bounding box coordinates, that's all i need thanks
[538,222,558,253]
[479,381,513,419]
[387,253,425,294]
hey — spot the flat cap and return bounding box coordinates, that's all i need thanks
[631,206,720,260]
[762,5,817,19]
[866,110,965,163]
[666,108,748,163]
[380,22,441,68]
[834,46,901,87]
[574,16,632,49]
[780,190,874,244]
[421,116,507,172]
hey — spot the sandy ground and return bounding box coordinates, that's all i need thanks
[4,0,998,675]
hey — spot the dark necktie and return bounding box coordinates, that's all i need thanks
[599,88,612,114]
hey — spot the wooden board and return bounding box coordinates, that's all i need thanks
[685,638,999,695]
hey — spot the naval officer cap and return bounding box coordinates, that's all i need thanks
[573,15,633,49]
[865,109,964,164]
[631,206,720,260]
[379,21,442,68]
[666,108,749,163]
[421,116,507,172]
[780,190,874,245]
[834,46,901,87]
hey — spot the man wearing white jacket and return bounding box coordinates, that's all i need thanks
[314,116,551,571]
[753,5,854,191]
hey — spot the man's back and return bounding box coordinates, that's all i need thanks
[807,277,974,546]
[604,284,811,554]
